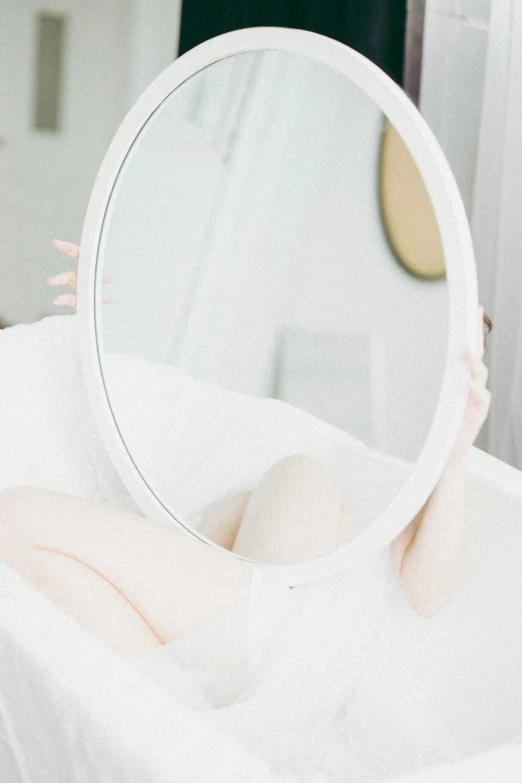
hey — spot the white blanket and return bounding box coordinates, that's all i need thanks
[1,316,522,781]
[0,315,135,509]
[0,562,302,783]
[0,314,413,531]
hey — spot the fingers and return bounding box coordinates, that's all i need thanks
[52,293,77,308]
[52,239,80,260]
[455,310,491,449]
[462,347,491,434]
[48,270,78,288]
[48,269,78,308]
[48,238,115,308]
[49,240,78,296]
[464,349,488,385]
[463,304,487,369]
[47,271,114,287]
[51,292,115,308]
[467,378,492,417]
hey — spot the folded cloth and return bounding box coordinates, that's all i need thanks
[138,602,250,711]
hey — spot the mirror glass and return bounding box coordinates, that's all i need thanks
[95,50,448,564]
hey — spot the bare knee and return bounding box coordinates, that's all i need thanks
[239,454,348,563]
[269,454,327,478]
[267,454,342,498]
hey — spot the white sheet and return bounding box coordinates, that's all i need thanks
[0,314,413,533]
[1,474,521,782]
[0,315,136,509]
[0,563,299,783]
[1,315,522,781]
[0,310,417,551]
[175,486,522,781]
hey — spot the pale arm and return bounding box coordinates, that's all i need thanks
[390,448,472,618]
[391,306,491,618]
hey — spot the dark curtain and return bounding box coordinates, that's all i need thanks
[178,0,407,85]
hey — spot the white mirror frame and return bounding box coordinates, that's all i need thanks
[77,27,478,588]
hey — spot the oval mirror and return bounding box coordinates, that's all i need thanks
[78,28,477,585]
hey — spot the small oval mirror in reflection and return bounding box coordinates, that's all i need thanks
[379,118,446,279]
[94,50,448,564]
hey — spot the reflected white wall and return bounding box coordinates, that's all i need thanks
[100,50,448,464]
[284,95,448,462]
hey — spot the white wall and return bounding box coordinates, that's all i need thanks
[0,0,182,327]
[126,0,183,106]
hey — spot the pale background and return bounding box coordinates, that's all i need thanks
[2,0,521,468]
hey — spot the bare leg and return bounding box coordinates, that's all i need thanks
[0,487,254,657]
[0,457,352,657]
[232,454,354,564]
[0,524,161,658]
[199,459,354,560]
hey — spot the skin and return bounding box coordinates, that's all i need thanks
[0,240,491,659]
[389,305,491,617]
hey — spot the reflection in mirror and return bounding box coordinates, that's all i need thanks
[96,50,448,564]
[379,119,446,279]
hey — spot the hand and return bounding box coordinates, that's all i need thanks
[454,305,492,456]
[48,239,115,308]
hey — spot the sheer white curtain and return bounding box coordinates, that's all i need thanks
[471,0,522,466]
[419,0,522,467]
